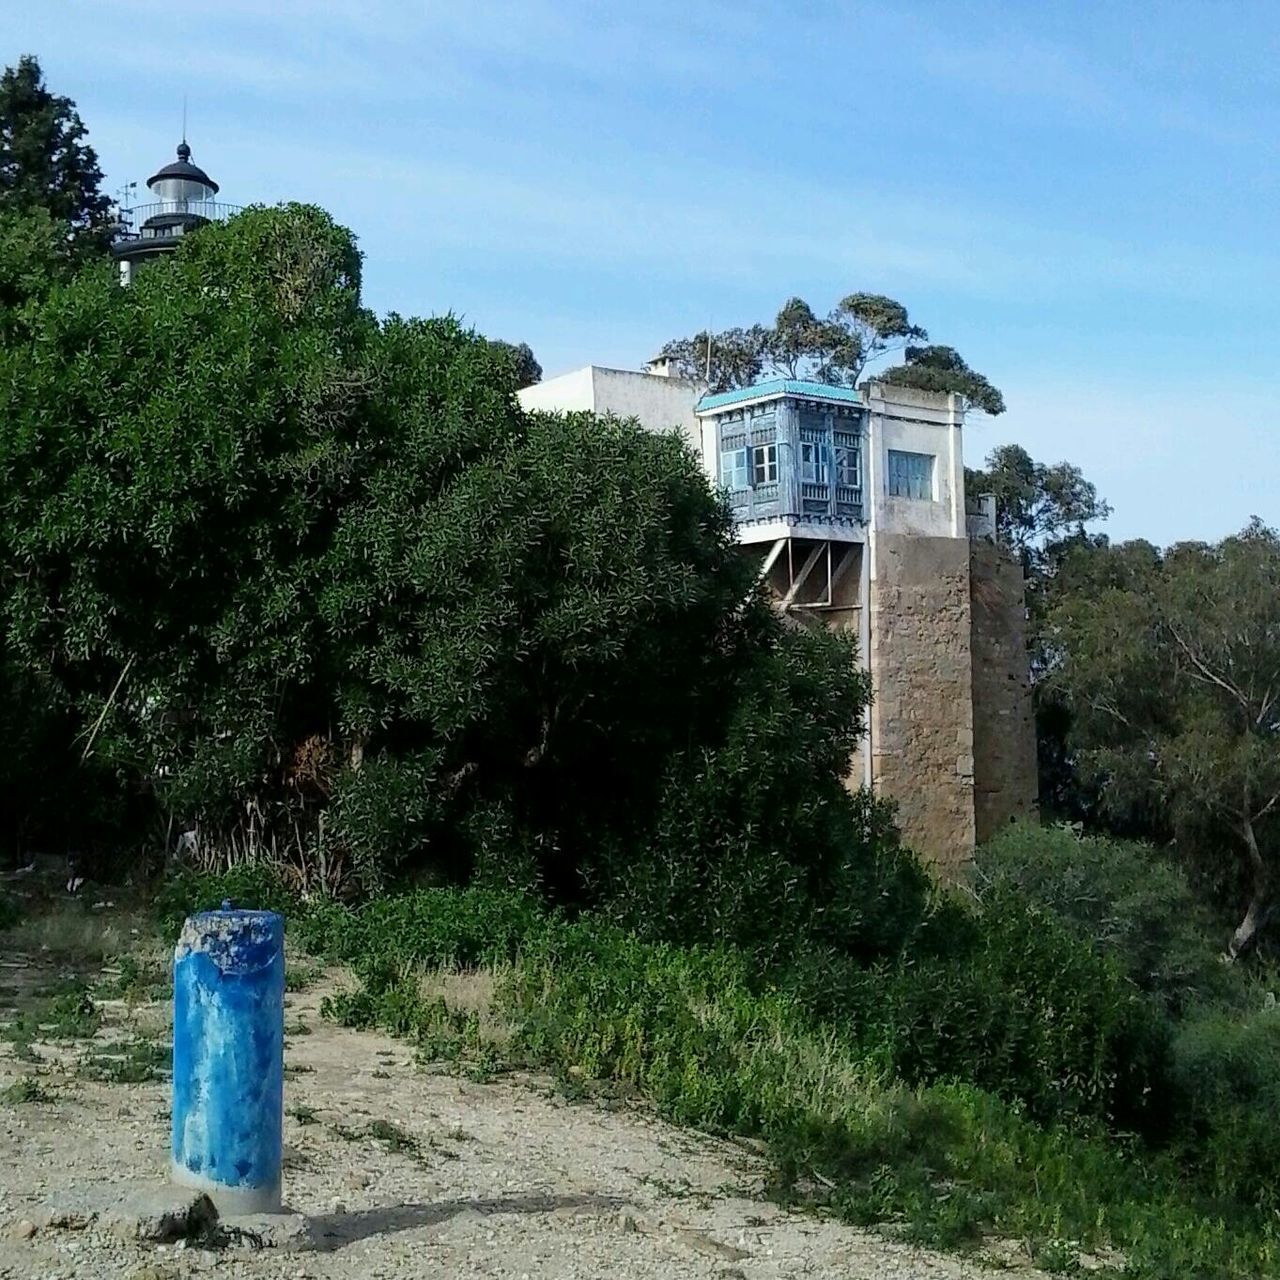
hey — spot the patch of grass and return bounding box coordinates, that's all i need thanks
[79,1038,170,1084]
[366,1118,422,1158]
[284,1062,313,1077]
[3,985,101,1048]
[285,963,323,993]
[285,1017,312,1036]
[288,1104,319,1125]
[0,893,20,931]
[96,953,171,1004]
[4,901,148,966]
[319,889,1280,1279]
[2,1075,53,1104]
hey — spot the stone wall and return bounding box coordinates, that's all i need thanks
[868,533,975,875]
[969,540,1039,842]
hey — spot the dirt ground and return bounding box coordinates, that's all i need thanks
[0,917,1044,1280]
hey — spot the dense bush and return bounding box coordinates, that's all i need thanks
[974,823,1232,1013]
[0,203,888,920]
[1171,1008,1280,1212]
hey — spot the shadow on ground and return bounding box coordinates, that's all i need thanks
[302,1192,626,1251]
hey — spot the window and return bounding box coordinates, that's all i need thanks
[800,442,829,484]
[720,448,749,490]
[834,444,861,488]
[751,443,777,485]
[887,449,934,500]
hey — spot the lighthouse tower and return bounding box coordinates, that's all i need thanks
[110,141,238,284]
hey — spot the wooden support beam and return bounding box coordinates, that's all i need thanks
[827,544,861,602]
[780,543,825,610]
[757,538,786,583]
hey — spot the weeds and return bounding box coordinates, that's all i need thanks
[1,1075,52,1104]
[79,1038,170,1084]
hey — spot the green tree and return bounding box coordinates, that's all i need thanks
[486,338,542,389]
[0,56,111,255]
[658,324,768,392]
[0,203,884,911]
[817,292,927,386]
[966,444,1111,571]
[1046,522,1280,957]
[879,344,1006,415]
[660,293,1002,411]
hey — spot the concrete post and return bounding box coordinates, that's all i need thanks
[171,904,285,1214]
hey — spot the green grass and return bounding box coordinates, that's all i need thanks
[1,1075,53,1104]
[78,1037,170,1084]
[3,985,101,1048]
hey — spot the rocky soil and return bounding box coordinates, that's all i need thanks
[0,941,1044,1280]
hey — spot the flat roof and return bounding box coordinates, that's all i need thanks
[696,378,863,414]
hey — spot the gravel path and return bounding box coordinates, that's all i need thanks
[0,976,1042,1280]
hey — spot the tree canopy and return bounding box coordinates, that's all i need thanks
[660,292,1004,411]
[967,444,1110,570]
[486,338,542,390]
[0,55,110,256]
[0,203,887,924]
[1045,521,1280,957]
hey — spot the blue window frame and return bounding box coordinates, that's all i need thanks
[887,449,934,500]
[751,443,777,485]
[834,444,860,488]
[800,442,829,484]
[720,448,749,489]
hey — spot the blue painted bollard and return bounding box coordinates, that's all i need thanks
[171,904,285,1214]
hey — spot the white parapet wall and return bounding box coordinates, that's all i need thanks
[518,366,704,456]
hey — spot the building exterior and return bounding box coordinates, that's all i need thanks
[111,142,240,285]
[520,362,1037,871]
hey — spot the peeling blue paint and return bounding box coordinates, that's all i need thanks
[171,908,284,1212]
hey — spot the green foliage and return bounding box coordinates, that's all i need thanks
[854,891,1172,1130]
[4,985,101,1045]
[485,338,541,389]
[1046,521,1280,956]
[299,886,544,973]
[79,1037,170,1084]
[878,344,1006,414]
[660,292,1002,410]
[1171,1008,1280,1212]
[594,628,919,965]
[1,1076,52,1104]
[967,443,1110,570]
[0,892,19,930]
[975,823,1231,1013]
[321,885,1280,1278]
[7,202,836,897]
[0,56,111,255]
[152,863,298,938]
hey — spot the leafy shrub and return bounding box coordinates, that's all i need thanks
[863,890,1173,1130]
[1171,1008,1280,1211]
[152,863,298,937]
[974,823,1230,1013]
[296,887,545,976]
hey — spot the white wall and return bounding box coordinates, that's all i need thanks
[589,368,703,452]
[864,383,966,539]
[517,366,705,456]
[517,366,597,415]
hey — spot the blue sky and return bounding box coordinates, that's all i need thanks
[8,1,1277,544]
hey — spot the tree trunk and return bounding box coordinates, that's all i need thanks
[1228,813,1271,960]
